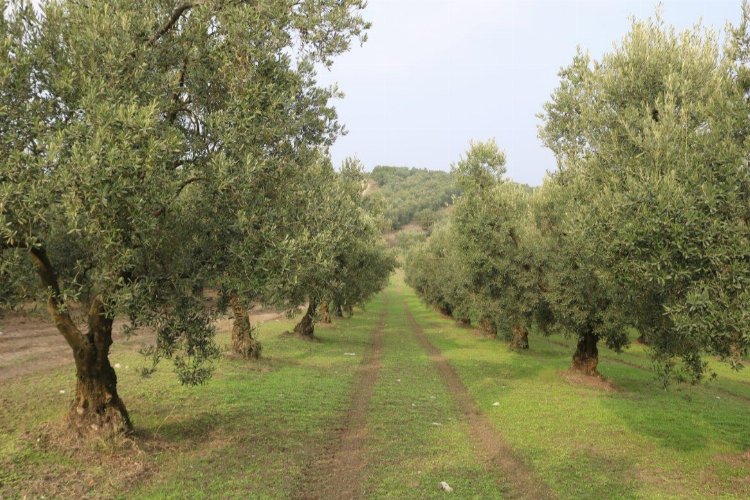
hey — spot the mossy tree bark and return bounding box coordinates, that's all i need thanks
[230,294,261,359]
[572,329,599,376]
[293,301,317,338]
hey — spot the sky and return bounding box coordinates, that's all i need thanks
[317,0,743,186]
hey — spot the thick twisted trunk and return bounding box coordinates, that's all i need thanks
[319,302,332,324]
[70,300,131,434]
[510,324,529,350]
[230,295,261,359]
[293,301,317,338]
[572,330,599,376]
[28,247,130,434]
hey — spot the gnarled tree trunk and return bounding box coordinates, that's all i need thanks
[29,247,131,434]
[293,301,317,338]
[510,324,529,350]
[319,302,332,324]
[572,330,599,376]
[230,295,261,359]
[72,306,131,434]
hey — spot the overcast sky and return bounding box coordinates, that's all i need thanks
[318,0,743,185]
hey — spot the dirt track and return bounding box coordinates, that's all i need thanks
[405,305,555,500]
[294,305,387,500]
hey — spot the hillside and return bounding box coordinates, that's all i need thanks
[366,166,462,230]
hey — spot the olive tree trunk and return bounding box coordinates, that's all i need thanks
[29,247,131,434]
[510,324,529,350]
[319,302,332,324]
[230,295,261,359]
[293,301,317,338]
[572,330,599,376]
[71,306,132,434]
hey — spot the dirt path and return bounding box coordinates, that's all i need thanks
[405,305,555,500]
[293,307,387,500]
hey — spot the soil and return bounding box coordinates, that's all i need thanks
[0,308,284,382]
[404,305,556,500]
[293,309,387,500]
[561,369,617,392]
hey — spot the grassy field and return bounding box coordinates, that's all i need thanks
[1,273,749,498]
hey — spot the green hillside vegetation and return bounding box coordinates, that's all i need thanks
[366,166,462,230]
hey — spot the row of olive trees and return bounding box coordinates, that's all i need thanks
[0,0,394,436]
[406,9,750,383]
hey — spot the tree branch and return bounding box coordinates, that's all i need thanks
[27,246,83,350]
[151,176,209,217]
[147,2,202,46]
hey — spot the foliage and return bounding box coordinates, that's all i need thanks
[539,13,750,381]
[0,0,371,429]
[273,156,396,333]
[405,221,472,322]
[367,165,461,229]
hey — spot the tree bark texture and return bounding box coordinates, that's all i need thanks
[230,295,262,359]
[293,301,317,338]
[28,246,131,434]
[319,302,332,324]
[572,330,600,376]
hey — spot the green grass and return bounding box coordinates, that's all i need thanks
[404,276,750,499]
[1,299,384,498]
[1,273,749,498]
[363,278,505,498]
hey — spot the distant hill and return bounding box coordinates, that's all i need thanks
[365,166,461,230]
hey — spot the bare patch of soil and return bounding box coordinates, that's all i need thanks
[716,450,750,467]
[405,305,555,500]
[560,369,618,392]
[0,307,285,382]
[293,309,387,500]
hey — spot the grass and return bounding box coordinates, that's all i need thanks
[404,276,750,499]
[363,278,505,498]
[1,272,749,498]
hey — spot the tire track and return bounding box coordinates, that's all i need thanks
[404,303,555,499]
[293,305,387,500]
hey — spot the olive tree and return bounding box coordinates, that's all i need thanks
[450,140,544,349]
[530,177,628,376]
[0,0,368,433]
[281,157,395,338]
[539,13,750,381]
[404,221,473,323]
